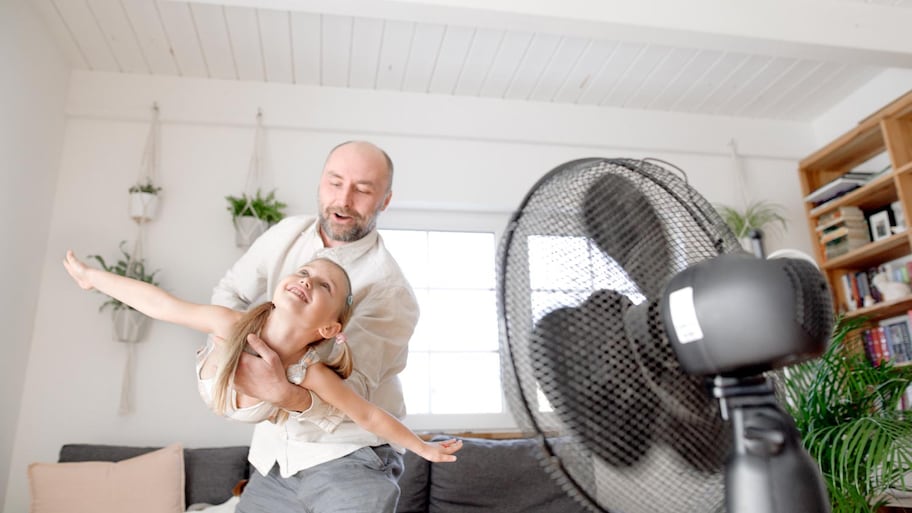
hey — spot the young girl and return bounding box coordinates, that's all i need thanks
[63,250,462,463]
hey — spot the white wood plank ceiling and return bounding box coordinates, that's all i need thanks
[31,0,912,121]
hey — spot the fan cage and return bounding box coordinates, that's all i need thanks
[498,158,742,513]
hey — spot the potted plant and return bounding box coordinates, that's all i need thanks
[89,241,160,342]
[128,180,162,223]
[226,189,287,247]
[716,200,788,250]
[777,316,912,512]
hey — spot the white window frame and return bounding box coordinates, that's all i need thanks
[379,208,517,432]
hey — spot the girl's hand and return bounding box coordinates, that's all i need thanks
[63,250,95,290]
[417,438,463,463]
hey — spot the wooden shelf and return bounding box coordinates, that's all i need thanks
[842,295,912,321]
[801,89,912,324]
[822,232,910,271]
[809,171,897,218]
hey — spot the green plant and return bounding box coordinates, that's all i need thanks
[716,200,788,239]
[88,241,160,312]
[128,180,162,195]
[778,316,912,512]
[225,189,287,224]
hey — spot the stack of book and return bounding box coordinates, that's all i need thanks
[818,206,870,259]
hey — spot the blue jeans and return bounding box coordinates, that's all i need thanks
[237,445,404,513]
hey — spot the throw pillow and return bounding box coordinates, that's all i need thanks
[29,443,185,513]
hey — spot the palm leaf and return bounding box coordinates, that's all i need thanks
[778,315,912,512]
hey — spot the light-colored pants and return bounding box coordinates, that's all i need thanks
[237,445,404,513]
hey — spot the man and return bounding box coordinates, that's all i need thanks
[211,141,419,512]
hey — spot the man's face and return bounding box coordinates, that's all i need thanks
[317,143,391,245]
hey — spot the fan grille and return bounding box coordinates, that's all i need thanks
[498,159,742,513]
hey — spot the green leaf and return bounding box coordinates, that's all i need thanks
[88,241,160,312]
[715,200,788,239]
[225,188,287,224]
[776,315,912,512]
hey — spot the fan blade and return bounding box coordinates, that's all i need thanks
[531,289,658,467]
[583,171,672,298]
[623,299,729,474]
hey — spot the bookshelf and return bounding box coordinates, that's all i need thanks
[799,89,912,323]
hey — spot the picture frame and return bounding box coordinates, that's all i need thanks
[870,210,892,241]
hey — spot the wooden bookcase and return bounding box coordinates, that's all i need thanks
[799,89,912,323]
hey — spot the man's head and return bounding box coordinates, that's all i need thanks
[317,141,394,246]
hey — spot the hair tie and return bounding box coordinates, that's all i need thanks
[335,333,347,345]
[346,294,353,306]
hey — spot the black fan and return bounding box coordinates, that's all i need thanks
[497,158,834,513]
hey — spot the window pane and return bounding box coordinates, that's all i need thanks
[429,352,502,414]
[528,235,591,290]
[428,231,495,289]
[380,229,429,287]
[409,289,432,351]
[401,351,430,415]
[422,289,498,351]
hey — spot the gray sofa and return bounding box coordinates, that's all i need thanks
[58,436,586,513]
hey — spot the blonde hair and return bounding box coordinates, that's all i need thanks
[210,258,356,418]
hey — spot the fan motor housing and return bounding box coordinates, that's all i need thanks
[661,253,834,376]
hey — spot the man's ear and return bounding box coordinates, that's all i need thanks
[380,190,392,212]
[318,322,342,340]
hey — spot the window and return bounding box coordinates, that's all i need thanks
[379,210,513,431]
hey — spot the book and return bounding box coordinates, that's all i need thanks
[880,315,912,363]
[805,177,868,204]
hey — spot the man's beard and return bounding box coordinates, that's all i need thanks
[319,206,378,243]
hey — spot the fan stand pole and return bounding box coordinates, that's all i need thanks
[713,375,830,513]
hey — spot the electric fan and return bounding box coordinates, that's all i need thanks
[497,158,834,513]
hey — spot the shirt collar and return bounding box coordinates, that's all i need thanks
[305,221,379,267]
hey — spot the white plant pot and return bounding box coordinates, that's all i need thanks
[233,216,269,247]
[129,192,159,222]
[112,308,150,343]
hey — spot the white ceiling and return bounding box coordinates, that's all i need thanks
[31,0,912,121]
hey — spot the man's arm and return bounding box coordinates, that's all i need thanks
[237,283,418,427]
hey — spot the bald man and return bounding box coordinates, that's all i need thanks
[212,141,419,513]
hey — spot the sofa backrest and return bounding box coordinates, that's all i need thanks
[396,436,587,513]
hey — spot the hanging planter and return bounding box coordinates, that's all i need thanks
[226,189,286,247]
[89,241,160,343]
[128,181,162,223]
[227,110,286,247]
[112,308,150,343]
[129,103,162,224]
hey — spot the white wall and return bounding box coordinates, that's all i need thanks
[812,68,912,144]
[0,1,70,509]
[4,68,818,511]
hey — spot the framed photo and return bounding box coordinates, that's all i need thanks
[870,210,892,241]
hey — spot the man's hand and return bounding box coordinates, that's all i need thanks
[234,333,313,412]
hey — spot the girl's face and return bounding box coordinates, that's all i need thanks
[274,259,347,337]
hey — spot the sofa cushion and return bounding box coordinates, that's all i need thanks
[31,443,184,513]
[59,444,250,507]
[427,437,585,513]
[396,450,430,513]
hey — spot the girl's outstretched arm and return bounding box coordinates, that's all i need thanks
[242,334,462,462]
[63,250,239,337]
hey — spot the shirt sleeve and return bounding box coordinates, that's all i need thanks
[210,226,277,310]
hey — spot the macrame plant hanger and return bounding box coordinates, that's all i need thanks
[118,103,161,414]
[233,109,269,246]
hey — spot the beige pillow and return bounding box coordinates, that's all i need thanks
[28,443,185,513]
